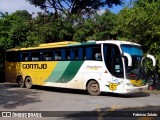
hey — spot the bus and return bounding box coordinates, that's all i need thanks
[5,40,156,95]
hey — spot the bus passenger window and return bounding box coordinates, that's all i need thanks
[85,45,101,60]
[86,47,92,60]
[93,45,101,61]
[55,50,61,60]
[21,52,29,61]
[42,50,53,61]
[65,49,70,60]
[6,51,20,62]
[70,48,78,60]
[78,48,84,60]
[31,52,40,61]
[95,53,102,61]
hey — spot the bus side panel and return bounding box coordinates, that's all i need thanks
[21,61,58,85]
[66,61,112,92]
[5,62,22,83]
[44,61,84,88]
[64,61,117,93]
[80,61,121,93]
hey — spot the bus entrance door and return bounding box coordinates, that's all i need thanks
[110,56,124,92]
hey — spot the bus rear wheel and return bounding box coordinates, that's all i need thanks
[87,80,101,96]
[17,76,24,88]
[25,77,32,89]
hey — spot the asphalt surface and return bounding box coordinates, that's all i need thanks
[0,82,160,120]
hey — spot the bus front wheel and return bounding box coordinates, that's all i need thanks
[17,76,24,88]
[25,77,32,89]
[87,80,101,96]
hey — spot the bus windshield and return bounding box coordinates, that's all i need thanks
[121,44,143,56]
[121,44,146,80]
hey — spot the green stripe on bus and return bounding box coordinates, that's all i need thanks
[81,42,96,45]
[56,61,84,83]
[67,42,96,47]
[46,61,70,82]
[67,43,81,47]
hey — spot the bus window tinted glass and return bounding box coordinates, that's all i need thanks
[55,50,61,60]
[6,51,20,62]
[70,48,78,60]
[21,52,29,61]
[85,45,101,60]
[42,50,53,61]
[31,51,40,61]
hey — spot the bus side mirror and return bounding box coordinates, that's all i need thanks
[122,52,132,66]
[147,54,156,67]
[141,54,156,67]
[146,54,156,67]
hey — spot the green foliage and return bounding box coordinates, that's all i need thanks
[0,10,32,49]
[116,0,160,71]
[73,11,117,41]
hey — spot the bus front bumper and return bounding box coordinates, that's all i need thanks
[124,85,148,93]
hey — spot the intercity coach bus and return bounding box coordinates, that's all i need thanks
[5,40,156,95]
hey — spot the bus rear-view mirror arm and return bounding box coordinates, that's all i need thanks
[141,54,156,67]
[147,54,156,67]
[122,52,132,66]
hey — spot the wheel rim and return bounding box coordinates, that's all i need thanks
[27,79,32,85]
[91,83,99,92]
[19,81,23,85]
[18,78,23,86]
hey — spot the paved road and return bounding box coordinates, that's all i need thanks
[0,83,160,120]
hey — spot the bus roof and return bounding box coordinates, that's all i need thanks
[96,40,141,46]
[6,40,141,51]
[39,41,79,47]
[7,41,79,51]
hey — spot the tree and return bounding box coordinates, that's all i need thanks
[0,10,32,49]
[116,0,160,71]
[73,10,117,41]
[26,0,123,16]
[13,10,32,20]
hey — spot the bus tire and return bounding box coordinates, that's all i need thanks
[25,77,32,89]
[17,76,24,88]
[87,80,101,96]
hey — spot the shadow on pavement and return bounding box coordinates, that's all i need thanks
[101,92,150,98]
[32,85,89,95]
[0,83,41,109]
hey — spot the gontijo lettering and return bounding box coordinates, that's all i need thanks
[22,64,47,69]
